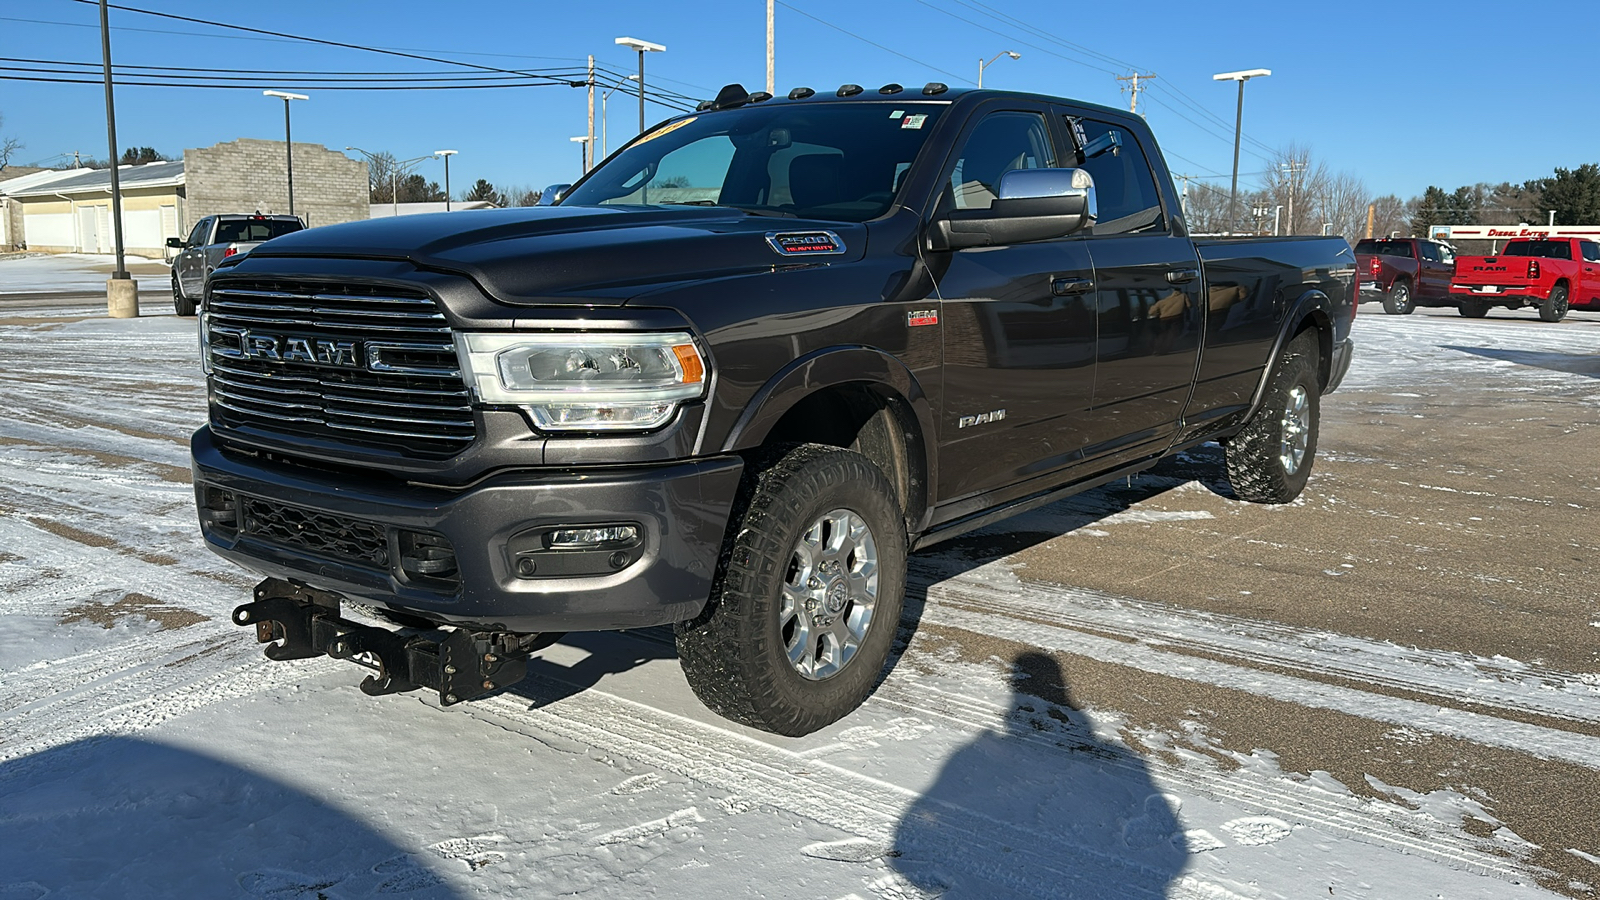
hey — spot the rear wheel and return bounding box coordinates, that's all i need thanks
[1458,299,1490,318]
[1539,284,1569,323]
[676,443,907,737]
[1381,280,1415,315]
[172,273,196,317]
[1225,330,1320,504]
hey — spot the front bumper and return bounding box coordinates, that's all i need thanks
[193,426,744,633]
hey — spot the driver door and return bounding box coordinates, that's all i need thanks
[924,103,1098,508]
[178,217,211,298]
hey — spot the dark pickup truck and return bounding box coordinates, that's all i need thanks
[195,82,1355,736]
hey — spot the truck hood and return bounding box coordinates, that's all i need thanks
[244,205,867,306]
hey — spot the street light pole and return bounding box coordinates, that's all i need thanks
[977,50,1020,89]
[98,0,136,318]
[570,137,591,178]
[614,37,665,134]
[345,148,433,217]
[434,150,457,210]
[263,90,308,219]
[1212,68,1269,233]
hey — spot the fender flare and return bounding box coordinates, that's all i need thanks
[1245,288,1335,417]
[721,345,939,521]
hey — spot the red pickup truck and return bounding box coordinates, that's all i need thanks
[1449,238,1600,322]
[1354,237,1456,315]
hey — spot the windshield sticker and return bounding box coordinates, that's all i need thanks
[890,109,904,119]
[766,231,847,257]
[901,114,928,130]
[634,117,696,146]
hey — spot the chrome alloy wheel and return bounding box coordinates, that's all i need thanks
[1279,385,1311,475]
[779,508,879,681]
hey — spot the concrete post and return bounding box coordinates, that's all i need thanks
[107,276,138,318]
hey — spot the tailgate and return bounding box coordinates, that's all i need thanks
[1453,257,1532,288]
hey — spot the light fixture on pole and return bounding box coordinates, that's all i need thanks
[978,50,1020,89]
[434,149,457,211]
[1211,68,1269,233]
[346,148,433,217]
[570,136,592,176]
[614,36,665,134]
[263,90,309,219]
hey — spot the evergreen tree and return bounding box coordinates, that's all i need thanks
[1540,164,1600,225]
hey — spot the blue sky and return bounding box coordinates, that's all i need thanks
[3,0,1595,201]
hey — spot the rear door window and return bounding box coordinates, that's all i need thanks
[1502,240,1571,260]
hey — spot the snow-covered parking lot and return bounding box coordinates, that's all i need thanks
[1,301,1597,899]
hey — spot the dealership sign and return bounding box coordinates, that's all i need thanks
[1430,224,1600,241]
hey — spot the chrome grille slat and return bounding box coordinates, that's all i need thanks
[207,279,475,458]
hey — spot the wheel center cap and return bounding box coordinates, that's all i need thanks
[825,580,848,615]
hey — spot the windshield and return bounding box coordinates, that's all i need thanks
[216,219,303,243]
[562,102,947,223]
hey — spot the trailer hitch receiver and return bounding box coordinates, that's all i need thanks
[232,578,546,706]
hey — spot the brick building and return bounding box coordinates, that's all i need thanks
[7,139,367,256]
[184,138,367,229]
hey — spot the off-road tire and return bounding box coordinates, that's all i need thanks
[1381,279,1415,315]
[675,443,907,737]
[172,273,196,317]
[1539,284,1569,323]
[1225,330,1320,504]
[1458,299,1490,318]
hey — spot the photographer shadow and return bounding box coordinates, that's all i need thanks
[889,652,1190,898]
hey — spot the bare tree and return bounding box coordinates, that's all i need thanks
[1262,144,1331,235]
[365,151,401,203]
[1369,194,1408,238]
[1317,171,1371,243]
[0,113,22,169]
[1181,180,1234,234]
[500,184,543,207]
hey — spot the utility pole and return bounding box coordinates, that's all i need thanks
[1281,160,1303,234]
[1116,72,1156,115]
[586,55,596,172]
[1365,203,1375,239]
[766,0,775,95]
[99,0,135,318]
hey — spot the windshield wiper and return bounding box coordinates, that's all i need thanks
[657,201,798,218]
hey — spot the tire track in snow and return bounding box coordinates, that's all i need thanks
[916,592,1600,770]
[918,566,1600,729]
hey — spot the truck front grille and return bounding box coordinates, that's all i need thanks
[205,279,475,458]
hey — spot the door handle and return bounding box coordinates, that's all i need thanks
[1166,267,1200,284]
[1051,277,1095,296]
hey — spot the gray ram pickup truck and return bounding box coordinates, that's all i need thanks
[196,82,1356,736]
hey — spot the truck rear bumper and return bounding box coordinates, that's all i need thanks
[192,426,744,633]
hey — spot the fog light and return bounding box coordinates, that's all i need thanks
[547,525,640,550]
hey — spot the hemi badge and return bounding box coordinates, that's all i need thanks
[907,309,939,327]
[766,230,847,256]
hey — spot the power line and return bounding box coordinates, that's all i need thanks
[775,1,969,84]
[912,0,1119,77]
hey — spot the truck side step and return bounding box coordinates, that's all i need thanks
[231,578,544,706]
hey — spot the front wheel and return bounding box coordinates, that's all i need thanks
[1225,330,1321,504]
[172,273,196,317]
[676,444,907,737]
[1382,280,1415,315]
[1539,285,1569,323]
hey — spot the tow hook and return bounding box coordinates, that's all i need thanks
[232,578,553,706]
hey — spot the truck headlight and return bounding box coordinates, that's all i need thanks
[459,332,706,431]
